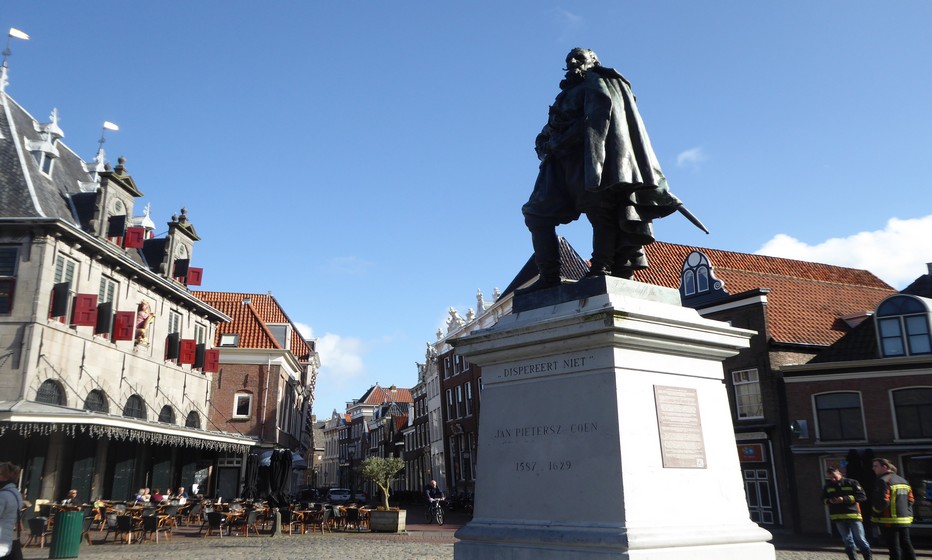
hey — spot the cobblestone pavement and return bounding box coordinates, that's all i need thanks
[19,532,932,560]
[20,513,932,560]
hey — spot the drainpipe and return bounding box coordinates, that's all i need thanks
[261,353,271,442]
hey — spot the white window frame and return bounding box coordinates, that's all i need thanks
[168,309,182,334]
[233,392,253,419]
[98,276,118,305]
[53,253,78,322]
[732,368,764,420]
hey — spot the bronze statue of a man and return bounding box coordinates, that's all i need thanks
[521,48,682,291]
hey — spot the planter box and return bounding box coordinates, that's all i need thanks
[369,509,406,533]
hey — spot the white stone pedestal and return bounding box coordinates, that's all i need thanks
[452,277,774,559]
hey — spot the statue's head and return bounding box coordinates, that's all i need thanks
[565,48,600,75]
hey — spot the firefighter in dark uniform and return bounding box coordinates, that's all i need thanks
[822,466,872,560]
[871,458,915,560]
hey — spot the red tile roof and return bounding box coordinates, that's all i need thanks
[357,384,413,405]
[192,292,313,360]
[636,241,896,347]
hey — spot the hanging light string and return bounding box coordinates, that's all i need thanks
[0,356,250,453]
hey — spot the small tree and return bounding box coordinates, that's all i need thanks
[361,456,405,510]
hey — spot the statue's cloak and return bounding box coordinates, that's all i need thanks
[583,67,680,222]
[523,67,680,230]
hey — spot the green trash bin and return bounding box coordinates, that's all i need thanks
[49,510,84,559]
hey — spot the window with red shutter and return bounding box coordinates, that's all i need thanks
[124,227,146,249]
[204,349,220,373]
[71,294,98,327]
[113,311,136,341]
[179,339,197,364]
[186,267,203,286]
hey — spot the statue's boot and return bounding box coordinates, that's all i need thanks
[586,208,616,277]
[518,227,562,294]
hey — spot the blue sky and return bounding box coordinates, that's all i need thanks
[4,2,932,418]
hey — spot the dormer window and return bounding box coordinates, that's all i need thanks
[876,295,932,357]
[39,152,54,175]
[268,323,291,350]
[680,251,724,297]
[219,333,239,347]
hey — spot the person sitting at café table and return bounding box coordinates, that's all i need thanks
[133,488,147,503]
[60,488,79,506]
[175,486,188,504]
[151,488,164,504]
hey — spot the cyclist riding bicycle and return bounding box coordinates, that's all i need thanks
[424,480,445,524]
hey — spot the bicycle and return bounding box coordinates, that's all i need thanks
[426,497,445,525]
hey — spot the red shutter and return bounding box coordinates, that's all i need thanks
[124,227,146,249]
[179,339,197,364]
[113,311,136,341]
[71,294,98,327]
[204,349,220,373]
[186,267,203,286]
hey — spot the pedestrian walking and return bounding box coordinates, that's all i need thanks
[822,466,871,560]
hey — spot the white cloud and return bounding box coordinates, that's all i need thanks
[676,147,706,168]
[316,333,365,380]
[293,321,313,339]
[755,215,932,289]
[552,8,584,37]
[310,332,370,416]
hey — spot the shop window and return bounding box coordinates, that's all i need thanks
[815,392,865,441]
[877,295,932,357]
[35,380,64,405]
[893,387,932,439]
[732,368,764,419]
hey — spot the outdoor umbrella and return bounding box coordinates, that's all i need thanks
[258,449,308,469]
[242,452,260,500]
[268,449,293,507]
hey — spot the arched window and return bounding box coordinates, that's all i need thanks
[158,405,175,424]
[876,295,932,357]
[35,380,64,405]
[123,395,146,420]
[185,411,201,429]
[84,389,108,413]
[893,387,932,439]
[815,392,865,441]
[680,251,724,299]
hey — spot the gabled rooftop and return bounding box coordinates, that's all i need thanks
[356,384,413,406]
[637,241,896,347]
[192,292,314,361]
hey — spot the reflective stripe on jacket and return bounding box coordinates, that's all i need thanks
[871,473,914,525]
[822,477,866,521]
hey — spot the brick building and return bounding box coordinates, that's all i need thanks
[437,238,894,531]
[192,291,319,498]
[782,264,932,535]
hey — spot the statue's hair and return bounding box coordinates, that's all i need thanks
[568,47,601,67]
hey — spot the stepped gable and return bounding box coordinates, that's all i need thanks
[638,241,896,347]
[192,292,312,360]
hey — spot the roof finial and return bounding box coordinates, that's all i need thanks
[1,28,29,93]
